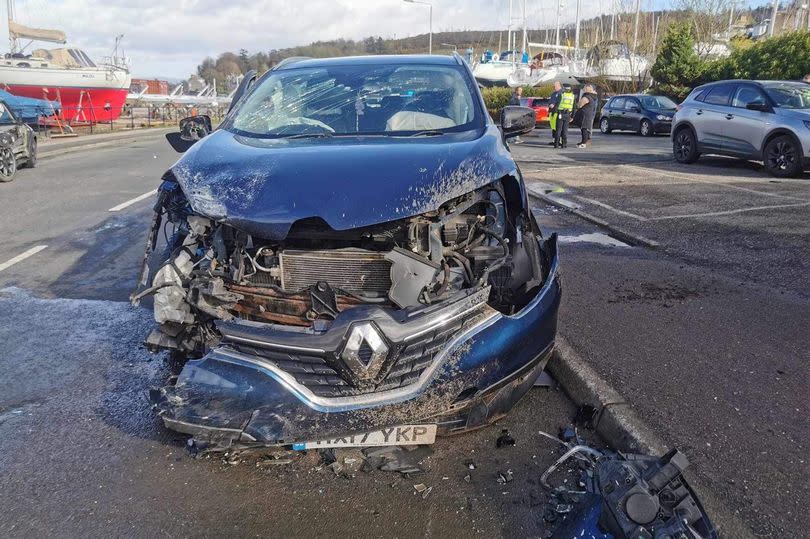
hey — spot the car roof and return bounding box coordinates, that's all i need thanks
[274,54,462,70]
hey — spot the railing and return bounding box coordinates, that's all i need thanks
[34,103,228,137]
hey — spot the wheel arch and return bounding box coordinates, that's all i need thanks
[671,121,696,140]
[761,128,803,157]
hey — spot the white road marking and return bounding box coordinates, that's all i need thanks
[0,245,48,273]
[574,195,648,220]
[621,164,810,202]
[649,201,810,220]
[558,233,631,248]
[108,189,157,212]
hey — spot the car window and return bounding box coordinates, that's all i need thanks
[611,97,625,109]
[639,95,677,110]
[227,64,482,137]
[762,82,810,110]
[732,86,767,108]
[702,84,734,106]
[624,98,640,111]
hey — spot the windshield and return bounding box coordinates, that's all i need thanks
[639,95,677,110]
[763,82,810,110]
[227,63,482,137]
[0,103,17,125]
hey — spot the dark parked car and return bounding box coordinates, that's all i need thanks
[135,54,561,450]
[0,100,38,182]
[599,94,677,136]
[672,80,810,177]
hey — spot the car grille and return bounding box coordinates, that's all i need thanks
[227,306,486,398]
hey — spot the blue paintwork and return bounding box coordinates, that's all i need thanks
[170,125,518,240]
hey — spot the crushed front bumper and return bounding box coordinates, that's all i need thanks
[151,236,561,448]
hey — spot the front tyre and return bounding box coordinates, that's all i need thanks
[764,135,802,178]
[23,137,37,169]
[600,117,611,134]
[673,128,700,164]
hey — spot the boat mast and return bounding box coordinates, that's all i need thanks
[522,0,527,57]
[554,0,561,48]
[574,0,581,61]
[7,0,16,53]
[610,0,615,40]
[508,0,513,53]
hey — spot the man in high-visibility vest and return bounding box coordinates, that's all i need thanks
[554,84,576,149]
[547,81,562,145]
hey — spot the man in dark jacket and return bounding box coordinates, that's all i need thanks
[576,84,598,148]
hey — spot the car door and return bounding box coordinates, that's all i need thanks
[624,97,643,131]
[692,83,735,152]
[609,97,626,129]
[725,84,771,157]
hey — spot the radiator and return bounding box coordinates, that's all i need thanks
[279,249,392,294]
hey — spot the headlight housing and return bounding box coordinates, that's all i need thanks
[656,114,670,121]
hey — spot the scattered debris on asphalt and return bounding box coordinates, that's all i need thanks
[533,371,555,387]
[496,428,516,448]
[413,483,433,498]
[572,404,599,429]
[496,469,513,484]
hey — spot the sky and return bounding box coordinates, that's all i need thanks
[1,0,773,79]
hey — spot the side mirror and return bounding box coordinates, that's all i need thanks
[500,106,535,138]
[165,115,212,153]
[746,101,772,112]
[180,115,212,141]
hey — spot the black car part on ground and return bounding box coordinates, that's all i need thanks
[541,441,717,539]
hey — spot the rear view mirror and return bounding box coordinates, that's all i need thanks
[746,101,771,112]
[500,106,535,138]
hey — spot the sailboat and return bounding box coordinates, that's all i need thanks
[571,40,650,82]
[0,0,131,122]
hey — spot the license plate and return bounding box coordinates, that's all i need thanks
[292,424,437,450]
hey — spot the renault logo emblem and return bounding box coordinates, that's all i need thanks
[340,322,389,381]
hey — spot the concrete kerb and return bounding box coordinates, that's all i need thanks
[549,338,756,538]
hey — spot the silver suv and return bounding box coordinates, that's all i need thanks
[671,80,810,177]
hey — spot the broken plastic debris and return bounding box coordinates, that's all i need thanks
[533,371,555,387]
[496,428,516,448]
[496,469,513,484]
[573,404,598,429]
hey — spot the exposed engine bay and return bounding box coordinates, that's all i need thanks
[133,176,547,371]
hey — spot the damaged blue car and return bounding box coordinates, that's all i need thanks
[133,54,560,449]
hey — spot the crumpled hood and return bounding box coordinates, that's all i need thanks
[171,126,517,240]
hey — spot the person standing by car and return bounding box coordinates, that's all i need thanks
[554,84,575,148]
[509,86,524,144]
[547,81,562,145]
[576,84,598,148]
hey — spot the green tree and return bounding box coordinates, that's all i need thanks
[651,23,703,100]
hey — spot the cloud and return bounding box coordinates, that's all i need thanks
[1,0,675,78]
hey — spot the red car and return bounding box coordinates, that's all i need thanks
[520,97,550,125]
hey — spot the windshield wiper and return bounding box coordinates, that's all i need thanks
[283,131,334,139]
[391,130,446,138]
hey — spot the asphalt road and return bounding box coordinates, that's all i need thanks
[0,135,593,538]
[518,130,809,537]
